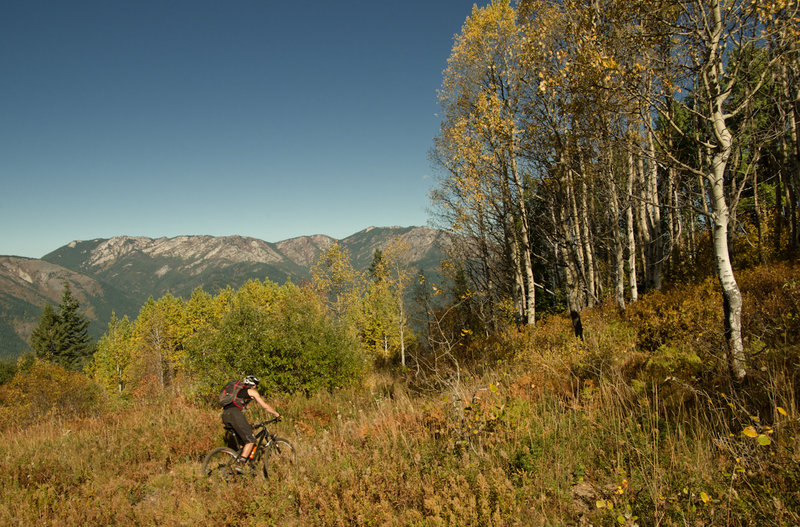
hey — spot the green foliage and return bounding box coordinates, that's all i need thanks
[86,275,366,403]
[29,282,94,370]
[57,281,93,368]
[130,293,190,390]
[29,303,65,362]
[312,240,416,366]
[0,359,16,386]
[360,246,414,362]
[86,313,135,396]
[15,352,35,373]
[646,345,704,378]
[192,282,363,398]
[311,243,364,321]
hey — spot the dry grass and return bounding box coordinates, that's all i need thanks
[2,262,799,525]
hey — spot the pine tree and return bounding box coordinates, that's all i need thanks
[30,302,64,363]
[29,281,93,370]
[58,281,93,369]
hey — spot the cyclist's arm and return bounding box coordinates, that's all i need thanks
[248,388,280,418]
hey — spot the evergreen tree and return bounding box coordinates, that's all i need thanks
[29,281,93,370]
[368,249,384,280]
[57,281,92,369]
[30,302,64,363]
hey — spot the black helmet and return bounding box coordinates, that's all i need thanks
[243,375,260,387]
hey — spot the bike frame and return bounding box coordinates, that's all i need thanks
[203,415,293,482]
[225,416,280,462]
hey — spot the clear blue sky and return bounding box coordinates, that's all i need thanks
[1,1,475,258]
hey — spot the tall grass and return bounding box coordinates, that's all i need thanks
[1,262,798,525]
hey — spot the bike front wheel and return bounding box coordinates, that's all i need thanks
[201,447,240,483]
[262,437,295,479]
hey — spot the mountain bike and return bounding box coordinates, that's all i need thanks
[201,416,295,482]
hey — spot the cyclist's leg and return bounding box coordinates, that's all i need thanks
[241,442,256,460]
[222,407,256,462]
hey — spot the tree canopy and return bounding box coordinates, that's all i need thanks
[430,0,800,380]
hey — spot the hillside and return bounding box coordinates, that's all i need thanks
[0,257,136,359]
[0,226,446,359]
[0,262,797,525]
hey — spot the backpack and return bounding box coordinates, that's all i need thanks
[218,380,249,408]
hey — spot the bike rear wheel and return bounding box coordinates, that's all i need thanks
[263,437,295,479]
[201,447,240,482]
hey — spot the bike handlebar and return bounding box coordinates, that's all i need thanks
[254,416,282,429]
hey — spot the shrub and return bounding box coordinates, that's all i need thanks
[190,282,364,399]
[0,359,16,386]
[0,359,106,430]
[739,262,800,353]
[623,278,725,378]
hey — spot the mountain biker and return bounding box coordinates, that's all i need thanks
[221,375,281,466]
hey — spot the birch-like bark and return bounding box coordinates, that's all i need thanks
[636,154,653,290]
[626,150,639,303]
[510,151,536,325]
[556,202,581,314]
[580,173,597,307]
[646,128,663,290]
[608,147,626,309]
[704,0,746,379]
[507,216,526,322]
[567,168,588,308]
[709,156,746,379]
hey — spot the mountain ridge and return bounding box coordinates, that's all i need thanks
[0,226,446,359]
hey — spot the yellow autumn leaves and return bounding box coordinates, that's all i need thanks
[740,405,793,446]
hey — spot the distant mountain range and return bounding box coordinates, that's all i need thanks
[0,226,447,359]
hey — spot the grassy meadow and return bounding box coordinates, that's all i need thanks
[1,262,799,526]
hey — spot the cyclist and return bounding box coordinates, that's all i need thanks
[221,375,281,467]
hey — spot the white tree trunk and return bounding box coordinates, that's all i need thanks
[646,129,663,290]
[580,176,597,307]
[705,0,746,379]
[568,170,588,308]
[398,294,406,368]
[608,147,625,309]
[627,151,639,303]
[510,146,536,325]
[708,160,746,379]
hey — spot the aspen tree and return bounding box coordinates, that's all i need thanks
[88,314,134,394]
[638,0,797,378]
[311,243,363,323]
[433,0,537,325]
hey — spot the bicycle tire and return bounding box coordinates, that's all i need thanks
[263,437,295,479]
[201,447,240,483]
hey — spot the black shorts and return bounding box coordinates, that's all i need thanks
[221,406,256,444]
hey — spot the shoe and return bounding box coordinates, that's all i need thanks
[233,459,248,474]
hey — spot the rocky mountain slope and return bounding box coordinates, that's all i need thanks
[0,226,446,359]
[0,257,137,358]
